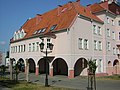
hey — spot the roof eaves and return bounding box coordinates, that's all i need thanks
[51,28,67,33]
[10,33,43,43]
[92,9,106,14]
[78,13,103,24]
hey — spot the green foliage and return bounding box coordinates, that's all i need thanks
[87,58,97,74]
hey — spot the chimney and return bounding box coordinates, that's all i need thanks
[76,0,80,5]
[36,14,42,25]
[68,1,72,10]
[57,5,62,16]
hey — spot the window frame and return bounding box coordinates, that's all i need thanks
[78,38,83,49]
[94,40,97,50]
[84,39,89,50]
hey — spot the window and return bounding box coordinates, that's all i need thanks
[98,59,102,72]
[116,48,120,54]
[18,45,20,53]
[14,34,17,40]
[119,32,120,40]
[98,26,101,35]
[18,33,20,39]
[112,20,114,26]
[94,40,97,50]
[37,28,46,34]
[41,38,44,42]
[113,48,116,55]
[15,46,17,53]
[93,25,97,34]
[118,20,120,26]
[107,42,111,51]
[47,39,50,48]
[84,39,89,50]
[78,38,83,49]
[11,47,13,53]
[98,41,102,51]
[107,17,109,24]
[21,31,24,38]
[28,44,31,52]
[106,29,110,37]
[32,43,35,52]
[23,44,25,52]
[21,45,23,52]
[41,28,46,33]
[36,42,39,51]
[112,31,115,40]
[38,29,42,33]
[33,30,38,34]
[50,24,57,31]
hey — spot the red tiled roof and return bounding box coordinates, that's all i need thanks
[11,1,103,42]
[87,3,105,13]
[87,1,120,15]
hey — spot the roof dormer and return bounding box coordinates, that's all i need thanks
[13,29,26,41]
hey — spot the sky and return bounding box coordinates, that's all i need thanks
[0,0,100,52]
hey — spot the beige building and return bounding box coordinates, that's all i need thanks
[10,0,120,78]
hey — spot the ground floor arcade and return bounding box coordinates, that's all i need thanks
[10,57,120,78]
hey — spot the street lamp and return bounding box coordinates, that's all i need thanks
[39,39,54,87]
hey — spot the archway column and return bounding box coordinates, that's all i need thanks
[68,68,74,79]
[25,65,27,74]
[36,65,39,76]
[50,67,53,77]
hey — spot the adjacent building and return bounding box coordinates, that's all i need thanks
[10,0,120,78]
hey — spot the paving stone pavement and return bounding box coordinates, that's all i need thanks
[0,85,11,90]
[18,73,120,90]
[1,73,120,90]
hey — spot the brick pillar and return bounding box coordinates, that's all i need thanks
[25,65,27,74]
[36,66,39,76]
[68,70,74,79]
[50,68,53,77]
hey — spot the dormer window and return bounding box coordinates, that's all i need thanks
[37,28,46,34]
[61,8,67,13]
[41,28,46,33]
[18,33,20,39]
[13,29,25,40]
[33,30,38,34]
[50,24,57,31]
[38,29,42,33]
[107,17,109,24]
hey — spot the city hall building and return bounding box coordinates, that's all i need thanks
[10,0,120,78]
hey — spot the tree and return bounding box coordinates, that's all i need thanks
[87,58,97,90]
[14,62,20,82]
[0,65,6,77]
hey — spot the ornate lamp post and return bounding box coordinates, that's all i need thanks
[39,39,54,87]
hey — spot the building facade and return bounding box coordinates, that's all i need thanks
[10,0,120,78]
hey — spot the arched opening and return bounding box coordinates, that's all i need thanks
[113,60,119,66]
[28,58,35,73]
[74,58,87,77]
[17,58,25,72]
[108,61,112,66]
[107,61,112,75]
[38,58,49,74]
[52,58,68,76]
[113,60,119,74]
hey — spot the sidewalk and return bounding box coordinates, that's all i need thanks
[18,73,120,90]
[0,85,11,90]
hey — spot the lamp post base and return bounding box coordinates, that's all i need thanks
[45,78,49,87]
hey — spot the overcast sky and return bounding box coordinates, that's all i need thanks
[0,0,100,52]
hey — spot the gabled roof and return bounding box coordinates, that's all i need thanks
[87,1,120,15]
[87,3,105,13]
[11,1,103,43]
